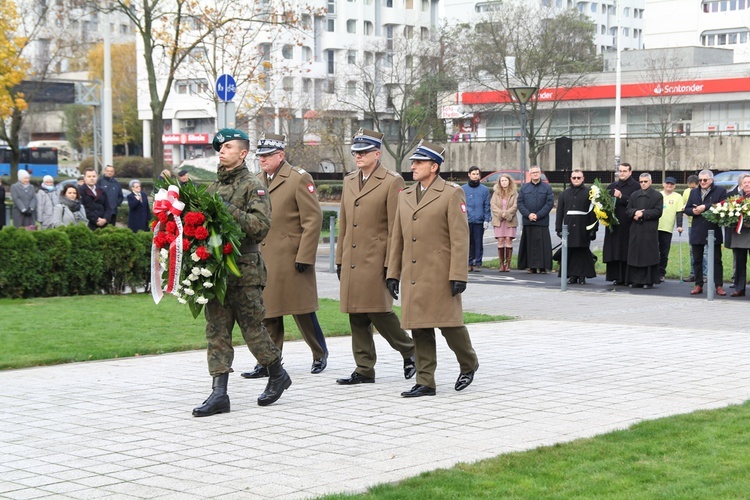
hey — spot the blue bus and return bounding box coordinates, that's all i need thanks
[0,146,59,178]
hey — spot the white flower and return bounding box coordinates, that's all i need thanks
[189,274,199,281]
[191,252,201,262]
[203,281,214,288]
[196,296,209,305]
[177,297,188,304]
[191,267,201,276]
[182,279,192,286]
[160,248,169,259]
[184,288,195,296]
[200,268,213,277]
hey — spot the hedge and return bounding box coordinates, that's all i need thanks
[0,225,152,298]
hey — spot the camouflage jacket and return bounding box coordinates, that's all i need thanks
[208,161,271,287]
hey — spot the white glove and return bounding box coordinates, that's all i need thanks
[483,221,489,230]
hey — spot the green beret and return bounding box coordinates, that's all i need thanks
[212,128,249,151]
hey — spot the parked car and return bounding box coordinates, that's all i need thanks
[713,170,750,192]
[481,169,549,185]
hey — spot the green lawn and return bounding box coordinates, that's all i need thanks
[0,295,508,370]
[324,401,750,499]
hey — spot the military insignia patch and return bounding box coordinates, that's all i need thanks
[460,202,467,213]
[307,184,315,193]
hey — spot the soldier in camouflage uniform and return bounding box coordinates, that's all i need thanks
[192,128,292,417]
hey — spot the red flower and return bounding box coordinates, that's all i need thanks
[150,219,158,231]
[182,238,190,249]
[154,232,169,249]
[223,243,234,255]
[194,226,209,240]
[166,221,177,235]
[184,212,206,226]
[166,233,177,244]
[157,211,169,223]
[183,224,196,237]
[196,246,211,260]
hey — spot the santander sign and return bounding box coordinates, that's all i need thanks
[653,83,705,95]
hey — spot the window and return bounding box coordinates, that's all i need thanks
[327,19,335,32]
[406,0,413,8]
[283,77,294,91]
[421,27,429,40]
[364,82,373,95]
[385,25,394,50]
[120,24,129,34]
[347,19,356,33]
[384,0,393,6]
[347,50,356,64]
[302,46,312,61]
[404,25,414,38]
[301,14,312,29]
[623,6,629,16]
[177,81,188,94]
[590,3,597,13]
[302,78,312,93]
[422,0,429,11]
[622,27,629,37]
[326,50,335,74]
[326,79,335,94]
[364,51,374,65]
[327,0,335,14]
[364,21,373,35]
[260,43,271,61]
[406,55,413,69]
[282,45,293,59]
[347,81,357,96]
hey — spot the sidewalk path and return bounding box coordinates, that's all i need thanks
[2,272,750,499]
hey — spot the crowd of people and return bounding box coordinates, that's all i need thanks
[473,163,746,295]
[0,165,151,232]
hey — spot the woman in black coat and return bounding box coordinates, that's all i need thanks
[126,180,151,232]
[0,177,6,229]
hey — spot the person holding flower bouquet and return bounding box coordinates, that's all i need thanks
[192,128,292,417]
[603,162,640,285]
[727,175,750,296]
[684,169,728,296]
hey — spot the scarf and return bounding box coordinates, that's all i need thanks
[468,180,480,188]
[61,197,81,212]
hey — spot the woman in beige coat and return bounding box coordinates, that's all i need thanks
[490,173,518,272]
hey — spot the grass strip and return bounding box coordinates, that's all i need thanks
[324,401,750,498]
[0,295,508,370]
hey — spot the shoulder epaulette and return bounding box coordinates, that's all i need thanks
[386,169,400,177]
[447,181,460,189]
[345,170,358,177]
[292,166,307,175]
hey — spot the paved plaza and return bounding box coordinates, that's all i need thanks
[2,271,750,499]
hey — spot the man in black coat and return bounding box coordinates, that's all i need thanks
[556,170,598,284]
[625,173,663,288]
[603,162,640,284]
[684,169,728,295]
[79,167,111,230]
[517,166,554,273]
[97,164,123,226]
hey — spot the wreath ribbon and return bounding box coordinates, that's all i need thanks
[151,186,185,304]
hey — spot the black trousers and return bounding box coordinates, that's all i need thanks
[691,243,723,287]
[657,230,673,277]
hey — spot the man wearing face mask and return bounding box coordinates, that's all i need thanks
[240,132,329,379]
[462,166,491,272]
[36,175,57,229]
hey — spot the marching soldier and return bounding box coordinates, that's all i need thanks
[193,128,291,417]
[335,129,416,385]
[386,140,479,397]
[241,133,329,379]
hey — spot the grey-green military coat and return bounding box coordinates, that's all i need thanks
[387,176,470,329]
[258,161,322,317]
[336,163,404,313]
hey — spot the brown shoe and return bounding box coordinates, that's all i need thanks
[716,286,727,296]
[690,285,703,295]
[730,290,745,297]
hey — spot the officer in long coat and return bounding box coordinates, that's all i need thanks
[192,128,291,417]
[335,129,416,385]
[603,162,640,284]
[387,140,479,398]
[240,133,328,379]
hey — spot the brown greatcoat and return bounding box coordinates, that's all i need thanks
[258,161,322,317]
[387,176,469,329]
[336,163,404,313]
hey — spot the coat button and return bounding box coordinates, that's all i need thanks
[412,237,416,242]
[411,281,416,284]
[412,215,417,220]
[351,265,355,269]
[412,259,416,263]
[353,223,358,227]
[355,201,359,206]
[352,244,356,248]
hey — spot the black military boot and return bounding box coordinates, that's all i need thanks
[257,358,292,407]
[192,373,230,417]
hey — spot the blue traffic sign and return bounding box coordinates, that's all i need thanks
[216,74,236,102]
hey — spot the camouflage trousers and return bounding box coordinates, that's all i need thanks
[205,285,281,377]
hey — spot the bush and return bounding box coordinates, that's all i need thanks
[322,210,337,232]
[0,227,44,298]
[60,224,105,295]
[97,227,148,294]
[31,229,73,296]
[317,183,342,200]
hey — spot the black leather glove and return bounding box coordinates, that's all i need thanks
[450,281,466,296]
[589,230,597,241]
[23,209,31,215]
[336,264,341,281]
[295,262,309,273]
[556,231,562,239]
[386,278,399,300]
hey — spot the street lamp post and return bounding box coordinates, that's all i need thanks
[509,86,538,177]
